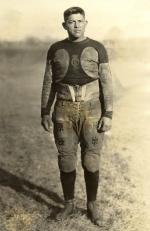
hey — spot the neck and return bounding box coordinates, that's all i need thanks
[68,35,87,42]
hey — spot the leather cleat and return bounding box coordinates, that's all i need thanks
[56,199,75,221]
[87,201,102,227]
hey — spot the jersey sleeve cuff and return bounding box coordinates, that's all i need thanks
[41,108,50,117]
[103,111,113,119]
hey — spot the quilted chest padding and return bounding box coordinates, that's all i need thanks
[80,47,99,79]
[52,49,69,82]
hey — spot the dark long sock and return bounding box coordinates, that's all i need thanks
[60,170,76,201]
[84,169,99,201]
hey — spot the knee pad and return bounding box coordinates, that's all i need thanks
[58,155,76,173]
[83,154,100,173]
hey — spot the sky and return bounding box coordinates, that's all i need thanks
[0,0,150,41]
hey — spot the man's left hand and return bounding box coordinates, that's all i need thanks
[97,116,112,133]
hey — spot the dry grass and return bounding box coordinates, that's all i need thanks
[0,39,150,230]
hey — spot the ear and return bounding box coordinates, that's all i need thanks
[85,20,88,27]
[62,22,67,30]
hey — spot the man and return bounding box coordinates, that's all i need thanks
[41,7,113,226]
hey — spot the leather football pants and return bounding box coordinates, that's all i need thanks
[52,100,104,173]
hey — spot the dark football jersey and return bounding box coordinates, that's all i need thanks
[41,37,113,117]
[47,37,108,86]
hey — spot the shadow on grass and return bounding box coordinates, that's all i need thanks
[0,167,63,218]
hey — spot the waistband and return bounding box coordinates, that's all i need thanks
[56,80,99,102]
[55,99,85,105]
[55,99,99,110]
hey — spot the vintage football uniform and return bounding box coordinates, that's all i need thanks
[41,37,113,172]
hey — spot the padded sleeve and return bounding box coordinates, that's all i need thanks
[41,46,56,117]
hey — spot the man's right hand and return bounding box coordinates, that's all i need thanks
[41,115,51,132]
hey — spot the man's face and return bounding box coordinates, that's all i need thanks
[63,13,87,39]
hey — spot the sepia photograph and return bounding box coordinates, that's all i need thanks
[0,0,150,230]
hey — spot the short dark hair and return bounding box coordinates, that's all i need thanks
[64,7,85,21]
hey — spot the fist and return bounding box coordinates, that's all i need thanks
[41,115,51,132]
[97,116,112,133]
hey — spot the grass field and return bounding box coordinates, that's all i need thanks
[0,39,150,231]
